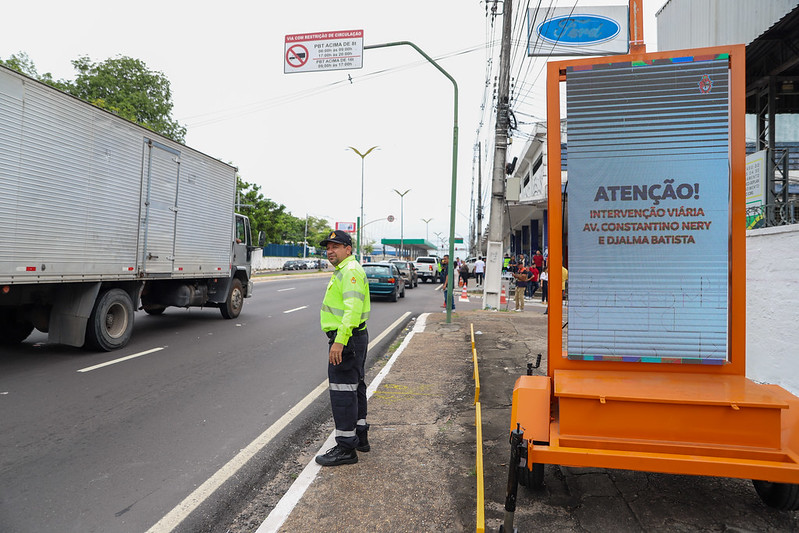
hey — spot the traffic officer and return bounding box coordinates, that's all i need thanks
[316,230,371,467]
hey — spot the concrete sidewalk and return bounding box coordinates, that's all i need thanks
[248,308,799,533]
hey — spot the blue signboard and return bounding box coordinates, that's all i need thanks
[528,6,629,56]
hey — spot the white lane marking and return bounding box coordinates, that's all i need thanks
[257,311,419,533]
[277,287,295,292]
[283,306,308,314]
[77,347,164,373]
[147,311,413,533]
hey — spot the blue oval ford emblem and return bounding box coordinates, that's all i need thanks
[536,14,621,46]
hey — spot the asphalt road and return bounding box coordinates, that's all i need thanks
[0,273,449,533]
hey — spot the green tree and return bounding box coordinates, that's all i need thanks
[305,216,335,250]
[236,178,331,245]
[0,52,69,90]
[67,56,186,143]
[0,52,39,78]
[0,53,186,143]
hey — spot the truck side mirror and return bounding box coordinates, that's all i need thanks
[257,231,266,247]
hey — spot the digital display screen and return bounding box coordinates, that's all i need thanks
[566,54,731,363]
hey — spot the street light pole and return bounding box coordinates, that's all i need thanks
[348,146,379,262]
[393,189,411,259]
[421,217,433,242]
[363,40,457,323]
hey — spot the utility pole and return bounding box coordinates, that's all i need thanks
[477,141,483,256]
[484,0,513,310]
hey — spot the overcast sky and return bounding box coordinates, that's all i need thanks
[2,0,661,253]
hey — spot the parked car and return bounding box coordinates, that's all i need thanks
[282,259,308,270]
[363,262,405,302]
[390,260,418,288]
[304,259,327,269]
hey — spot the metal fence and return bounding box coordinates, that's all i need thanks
[746,201,799,229]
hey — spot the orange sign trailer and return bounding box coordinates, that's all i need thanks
[509,44,799,510]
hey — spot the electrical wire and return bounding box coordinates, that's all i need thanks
[181,42,491,129]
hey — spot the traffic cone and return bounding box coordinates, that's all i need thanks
[459,283,470,302]
[500,285,508,305]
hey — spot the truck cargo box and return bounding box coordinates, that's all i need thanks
[0,65,236,285]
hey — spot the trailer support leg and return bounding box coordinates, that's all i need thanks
[499,423,524,533]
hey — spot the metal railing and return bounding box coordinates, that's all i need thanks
[746,201,799,229]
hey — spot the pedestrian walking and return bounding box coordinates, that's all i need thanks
[540,267,549,303]
[316,230,371,466]
[527,264,539,299]
[533,249,544,273]
[474,257,485,286]
[459,259,470,288]
[440,255,455,311]
[512,263,529,311]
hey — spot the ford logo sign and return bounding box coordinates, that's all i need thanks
[536,14,621,46]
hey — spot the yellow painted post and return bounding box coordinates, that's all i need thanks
[475,402,485,533]
[471,323,485,532]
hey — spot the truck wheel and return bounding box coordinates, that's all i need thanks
[85,289,134,351]
[0,309,35,345]
[221,278,244,319]
[753,480,799,510]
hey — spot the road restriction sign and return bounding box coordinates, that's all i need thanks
[284,30,364,74]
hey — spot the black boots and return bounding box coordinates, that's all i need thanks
[315,445,358,466]
[315,430,369,466]
[356,431,370,452]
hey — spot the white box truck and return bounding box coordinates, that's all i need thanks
[0,65,263,351]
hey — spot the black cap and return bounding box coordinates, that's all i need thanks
[319,230,353,247]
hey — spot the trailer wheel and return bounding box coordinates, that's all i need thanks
[85,289,134,351]
[753,480,799,510]
[220,278,244,319]
[518,462,545,489]
[0,309,35,345]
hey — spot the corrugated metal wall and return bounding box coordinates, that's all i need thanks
[657,0,798,50]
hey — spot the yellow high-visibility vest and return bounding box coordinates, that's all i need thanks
[320,255,370,345]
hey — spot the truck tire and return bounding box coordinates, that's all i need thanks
[85,289,134,351]
[220,278,244,319]
[0,309,35,345]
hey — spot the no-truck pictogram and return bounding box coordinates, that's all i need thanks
[285,44,309,68]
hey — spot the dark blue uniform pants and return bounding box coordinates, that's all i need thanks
[328,332,368,450]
